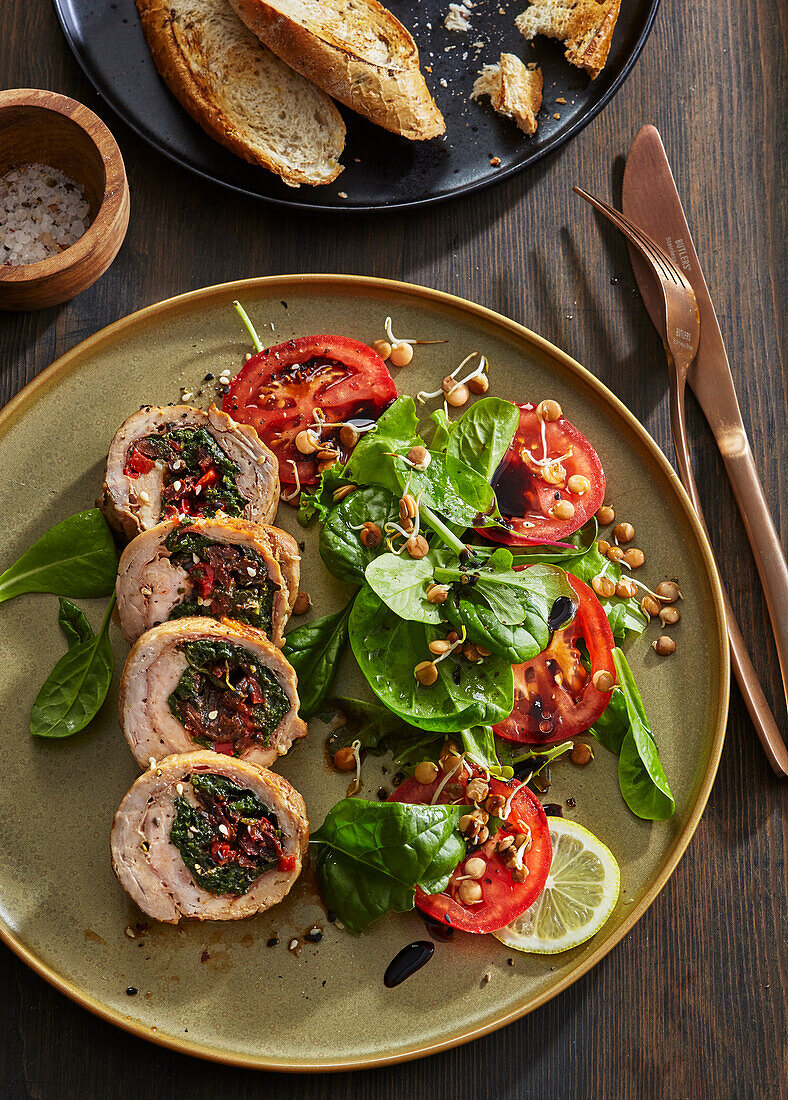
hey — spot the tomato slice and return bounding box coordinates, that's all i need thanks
[480,402,605,545]
[389,767,552,934]
[223,335,397,486]
[494,572,615,745]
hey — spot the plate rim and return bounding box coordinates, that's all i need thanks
[0,273,729,1071]
[51,0,662,214]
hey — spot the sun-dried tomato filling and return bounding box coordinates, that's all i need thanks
[123,425,247,519]
[168,639,290,757]
[169,772,292,896]
[165,528,278,633]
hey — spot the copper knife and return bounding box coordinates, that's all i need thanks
[622,124,788,771]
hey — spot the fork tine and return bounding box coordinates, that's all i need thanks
[572,186,694,294]
[572,187,665,284]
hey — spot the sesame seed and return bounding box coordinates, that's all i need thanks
[176,783,184,795]
[246,567,257,577]
[218,824,229,836]
[139,490,150,503]
[181,391,193,401]
[148,756,156,768]
[289,939,299,950]
[208,710,218,720]
[192,553,200,564]
[124,926,136,939]
[172,481,182,491]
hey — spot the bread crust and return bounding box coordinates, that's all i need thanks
[229,0,445,140]
[136,0,345,185]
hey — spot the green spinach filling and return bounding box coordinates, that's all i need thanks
[169,772,284,895]
[165,529,278,633]
[168,639,290,755]
[133,426,247,518]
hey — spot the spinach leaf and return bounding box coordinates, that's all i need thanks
[297,463,349,527]
[612,649,675,820]
[57,598,94,647]
[397,451,492,526]
[364,549,449,624]
[564,543,648,640]
[344,397,424,495]
[0,509,118,605]
[319,486,398,584]
[460,726,514,779]
[435,555,575,627]
[30,595,116,739]
[590,649,674,820]
[505,519,600,564]
[447,397,519,483]
[499,534,647,641]
[443,589,549,663]
[589,686,628,754]
[603,599,650,643]
[495,738,575,774]
[349,587,513,731]
[325,697,445,769]
[311,798,467,933]
[283,598,354,719]
[429,408,454,451]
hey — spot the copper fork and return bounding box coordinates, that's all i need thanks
[573,185,788,776]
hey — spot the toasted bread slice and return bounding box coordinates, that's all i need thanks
[472,54,543,135]
[228,0,445,140]
[136,0,345,186]
[515,0,621,80]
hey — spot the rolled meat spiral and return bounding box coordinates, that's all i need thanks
[110,751,308,923]
[115,516,300,645]
[100,404,279,540]
[119,617,307,769]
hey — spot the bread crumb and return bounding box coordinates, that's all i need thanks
[445,1,474,32]
[472,54,543,136]
[490,156,501,167]
[553,112,561,119]
[556,96,567,104]
[337,191,348,199]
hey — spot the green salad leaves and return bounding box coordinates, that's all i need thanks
[590,648,675,820]
[283,599,354,719]
[30,595,116,739]
[311,798,468,933]
[349,587,514,731]
[0,509,118,604]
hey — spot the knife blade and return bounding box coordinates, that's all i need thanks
[622,124,788,743]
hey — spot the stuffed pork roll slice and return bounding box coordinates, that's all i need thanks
[100,404,279,540]
[119,617,307,769]
[110,751,308,923]
[115,517,300,645]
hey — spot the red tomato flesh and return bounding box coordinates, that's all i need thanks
[223,335,397,486]
[390,767,552,934]
[494,572,615,745]
[480,402,605,545]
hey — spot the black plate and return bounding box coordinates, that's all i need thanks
[53,0,660,212]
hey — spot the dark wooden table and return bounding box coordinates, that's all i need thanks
[1,2,785,1097]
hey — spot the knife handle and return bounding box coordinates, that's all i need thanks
[669,384,788,776]
[719,436,788,703]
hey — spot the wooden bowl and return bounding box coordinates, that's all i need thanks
[0,89,130,310]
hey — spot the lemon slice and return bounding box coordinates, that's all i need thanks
[494,818,620,954]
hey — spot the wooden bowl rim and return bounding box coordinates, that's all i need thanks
[0,88,128,284]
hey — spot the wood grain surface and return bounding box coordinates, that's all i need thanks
[1,1,785,1097]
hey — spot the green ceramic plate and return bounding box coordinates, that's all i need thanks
[0,276,728,1071]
